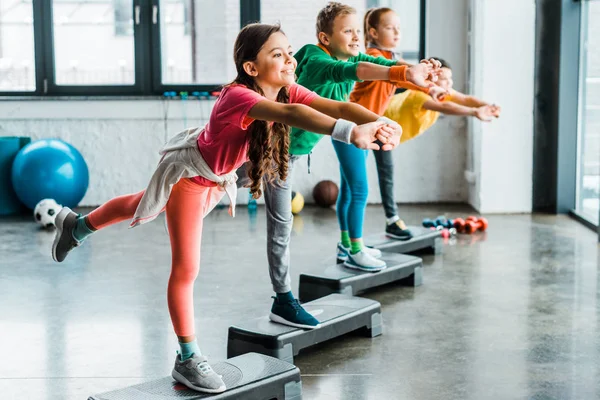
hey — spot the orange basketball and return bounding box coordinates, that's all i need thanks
[313,180,339,207]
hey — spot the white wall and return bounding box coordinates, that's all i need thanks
[0,0,471,207]
[467,0,535,213]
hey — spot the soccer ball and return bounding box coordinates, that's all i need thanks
[34,199,61,229]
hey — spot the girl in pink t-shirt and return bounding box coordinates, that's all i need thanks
[50,23,403,393]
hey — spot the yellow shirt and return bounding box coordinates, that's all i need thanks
[384,90,450,143]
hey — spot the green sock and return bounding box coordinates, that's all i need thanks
[350,240,363,255]
[179,340,201,361]
[341,231,351,248]
[72,216,95,242]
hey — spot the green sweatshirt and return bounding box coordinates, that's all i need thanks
[289,44,398,155]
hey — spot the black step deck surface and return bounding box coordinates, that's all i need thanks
[88,352,302,400]
[364,226,442,255]
[227,294,382,364]
[298,252,423,302]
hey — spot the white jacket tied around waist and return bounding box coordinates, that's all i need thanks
[130,127,238,227]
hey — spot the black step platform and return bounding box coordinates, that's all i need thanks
[364,226,442,255]
[298,252,423,302]
[227,294,381,364]
[88,352,301,400]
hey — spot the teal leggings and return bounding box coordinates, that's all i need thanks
[332,139,369,239]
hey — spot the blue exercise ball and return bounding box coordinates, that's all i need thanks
[11,139,89,209]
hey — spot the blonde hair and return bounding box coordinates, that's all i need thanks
[316,2,356,44]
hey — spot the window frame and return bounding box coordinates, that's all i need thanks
[0,0,45,95]
[39,0,150,96]
[0,0,427,96]
[149,0,259,95]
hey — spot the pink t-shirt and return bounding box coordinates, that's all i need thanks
[191,84,318,186]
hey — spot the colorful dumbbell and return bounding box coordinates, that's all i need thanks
[464,217,488,233]
[453,218,466,232]
[423,216,453,229]
[436,216,454,229]
[422,218,436,228]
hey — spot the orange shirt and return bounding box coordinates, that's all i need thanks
[349,47,398,115]
[349,47,432,115]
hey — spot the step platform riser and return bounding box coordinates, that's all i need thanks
[88,352,301,400]
[365,226,443,255]
[227,295,382,364]
[299,253,423,303]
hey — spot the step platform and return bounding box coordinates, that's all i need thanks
[88,352,301,400]
[365,226,442,255]
[227,294,381,364]
[298,252,423,303]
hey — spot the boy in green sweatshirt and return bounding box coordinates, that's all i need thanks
[236,2,440,328]
[290,4,444,155]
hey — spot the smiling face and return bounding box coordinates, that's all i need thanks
[320,12,361,60]
[243,31,297,93]
[370,11,401,49]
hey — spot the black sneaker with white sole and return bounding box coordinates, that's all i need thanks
[385,220,413,241]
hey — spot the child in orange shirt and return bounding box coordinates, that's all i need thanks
[351,8,499,240]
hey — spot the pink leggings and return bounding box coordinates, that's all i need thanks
[87,178,223,337]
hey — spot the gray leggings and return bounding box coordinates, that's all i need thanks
[236,155,301,293]
[373,147,398,219]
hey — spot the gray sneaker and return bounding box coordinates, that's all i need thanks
[172,353,226,393]
[52,207,81,262]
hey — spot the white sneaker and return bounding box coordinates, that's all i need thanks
[336,242,350,261]
[337,242,382,261]
[344,250,387,272]
[363,246,382,259]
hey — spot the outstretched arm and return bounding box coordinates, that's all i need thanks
[448,89,490,108]
[422,98,496,121]
[355,62,446,101]
[308,96,379,124]
[308,96,403,146]
[247,99,399,151]
[449,90,501,117]
[355,62,433,87]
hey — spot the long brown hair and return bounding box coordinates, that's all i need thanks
[231,23,290,199]
[364,7,394,48]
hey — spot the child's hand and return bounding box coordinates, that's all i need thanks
[420,58,442,82]
[406,63,435,89]
[428,85,447,102]
[490,104,501,118]
[376,124,402,150]
[350,121,400,150]
[474,105,495,122]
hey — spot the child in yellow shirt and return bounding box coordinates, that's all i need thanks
[385,59,499,143]
[381,59,500,239]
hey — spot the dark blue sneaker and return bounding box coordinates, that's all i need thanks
[269,296,321,329]
[385,219,413,241]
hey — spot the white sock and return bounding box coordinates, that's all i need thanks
[386,215,400,225]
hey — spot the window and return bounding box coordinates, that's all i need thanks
[51,0,135,85]
[157,0,240,85]
[114,0,133,36]
[576,0,600,225]
[0,1,422,96]
[261,0,424,63]
[0,0,36,92]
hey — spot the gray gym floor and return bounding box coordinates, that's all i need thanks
[1,204,599,400]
